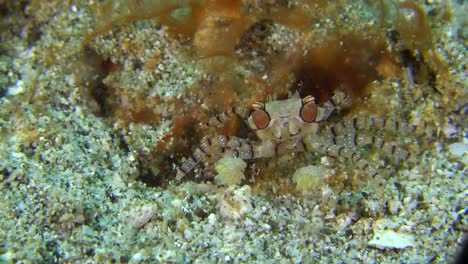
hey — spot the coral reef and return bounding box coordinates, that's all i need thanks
[0,0,466,262]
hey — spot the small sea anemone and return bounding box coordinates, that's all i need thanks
[292,165,329,193]
[214,156,247,185]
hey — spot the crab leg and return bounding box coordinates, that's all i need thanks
[324,144,381,177]
[317,91,352,121]
[320,118,417,163]
[307,115,433,177]
[176,135,254,180]
[205,106,249,128]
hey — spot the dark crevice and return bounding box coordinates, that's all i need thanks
[290,33,388,103]
[89,81,113,117]
[399,48,437,88]
[80,47,118,118]
[137,170,167,188]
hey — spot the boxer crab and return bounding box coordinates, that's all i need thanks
[175,86,428,183]
[176,91,355,180]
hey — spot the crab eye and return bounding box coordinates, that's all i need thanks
[251,109,270,129]
[300,101,318,123]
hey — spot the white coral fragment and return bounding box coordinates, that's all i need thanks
[368,230,415,249]
[447,142,468,164]
[124,205,157,229]
[217,186,253,220]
